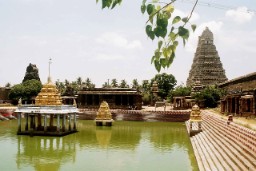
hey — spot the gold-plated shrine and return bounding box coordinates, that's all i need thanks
[189,104,202,136]
[35,78,62,106]
[15,59,79,136]
[95,101,113,126]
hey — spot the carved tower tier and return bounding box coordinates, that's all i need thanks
[186,27,228,87]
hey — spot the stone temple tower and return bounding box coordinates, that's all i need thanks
[186,27,228,87]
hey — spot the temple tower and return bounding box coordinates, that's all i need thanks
[186,27,228,87]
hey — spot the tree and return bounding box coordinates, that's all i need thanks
[22,63,41,83]
[5,82,11,87]
[119,79,129,88]
[111,79,118,88]
[102,82,109,88]
[55,80,65,95]
[96,0,198,72]
[192,85,223,108]
[141,80,150,93]
[132,79,140,89]
[151,73,177,99]
[84,78,95,89]
[9,79,42,102]
[168,85,191,101]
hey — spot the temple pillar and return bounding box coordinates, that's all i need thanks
[57,114,60,132]
[25,113,29,131]
[37,114,42,129]
[49,115,54,127]
[62,115,66,132]
[44,114,47,132]
[18,113,21,133]
[73,113,77,130]
[69,113,71,131]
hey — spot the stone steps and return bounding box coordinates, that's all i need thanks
[205,115,256,170]
[190,111,256,171]
[203,119,250,170]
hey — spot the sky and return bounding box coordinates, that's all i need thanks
[0,0,255,87]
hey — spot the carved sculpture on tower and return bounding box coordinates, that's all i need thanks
[186,27,228,87]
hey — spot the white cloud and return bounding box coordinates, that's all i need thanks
[225,7,254,24]
[174,9,200,22]
[94,53,125,61]
[95,32,142,49]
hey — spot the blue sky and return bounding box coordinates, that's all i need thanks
[0,0,255,87]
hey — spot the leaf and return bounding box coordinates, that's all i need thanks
[158,40,163,49]
[146,25,155,40]
[111,0,118,9]
[154,60,161,72]
[178,26,189,40]
[172,16,181,24]
[147,4,154,15]
[151,56,155,64]
[141,4,146,14]
[154,26,167,38]
[166,52,175,67]
[191,24,197,32]
[168,32,177,42]
[102,0,111,9]
[164,4,174,13]
[156,16,168,28]
[182,17,188,23]
[160,58,167,68]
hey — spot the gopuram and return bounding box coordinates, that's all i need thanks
[95,101,113,126]
[15,60,79,136]
[186,27,228,87]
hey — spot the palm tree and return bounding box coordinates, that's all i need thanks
[119,79,129,88]
[132,79,139,89]
[111,79,118,88]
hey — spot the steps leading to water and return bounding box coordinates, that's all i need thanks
[189,111,256,171]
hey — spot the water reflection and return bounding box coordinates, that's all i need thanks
[0,120,198,171]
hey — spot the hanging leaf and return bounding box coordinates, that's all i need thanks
[147,4,154,15]
[158,40,163,49]
[172,16,181,24]
[182,17,188,23]
[154,60,161,72]
[141,4,146,14]
[146,25,155,40]
[191,24,197,32]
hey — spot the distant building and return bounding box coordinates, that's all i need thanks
[0,87,11,104]
[77,88,142,110]
[187,27,228,87]
[219,72,256,117]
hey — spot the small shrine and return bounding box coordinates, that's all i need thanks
[15,59,79,136]
[188,104,202,136]
[95,101,113,126]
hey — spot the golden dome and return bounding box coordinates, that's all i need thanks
[35,78,62,106]
[96,101,112,120]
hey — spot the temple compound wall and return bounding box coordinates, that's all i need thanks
[77,88,142,110]
[0,87,11,104]
[219,72,256,117]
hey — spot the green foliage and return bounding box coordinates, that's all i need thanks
[22,63,41,83]
[96,0,122,9]
[168,85,191,101]
[192,85,223,108]
[151,73,177,99]
[142,92,151,105]
[97,0,198,72]
[9,79,42,101]
[119,79,129,88]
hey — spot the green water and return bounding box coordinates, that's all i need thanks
[0,120,199,171]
